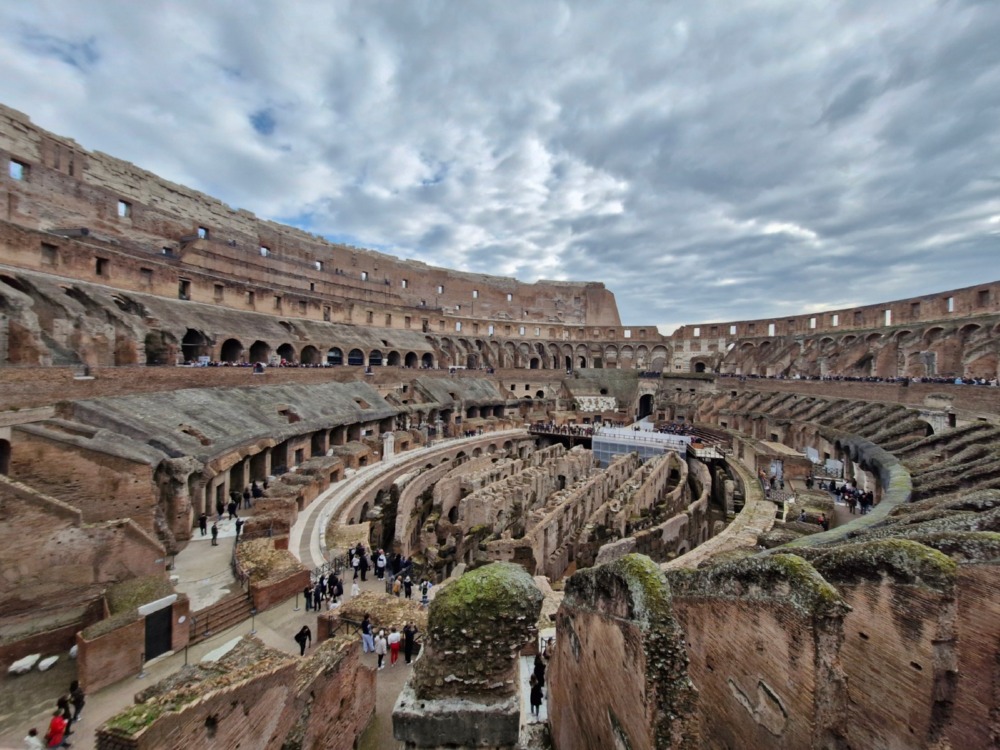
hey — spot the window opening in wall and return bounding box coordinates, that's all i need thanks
[978,289,989,307]
[853,311,863,325]
[401,278,408,288]
[729,324,737,335]
[472,289,479,298]
[436,284,444,294]
[473,323,480,334]
[809,317,817,329]
[693,327,700,337]
[8,160,28,180]
[247,290,255,306]
[162,247,174,256]
[488,324,495,335]
[911,302,920,318]
[624,329,631,338]
[274,295,282,310]
[404,316,411,328]
[884,309,892,325]
[179,279,191,300]
[748,323,756,333]
[309,282,315,291]
[767,323,776,336]
[315,260,323,271]
[41,243,57,265]
[455,304,461,311]
[323,306,331,321]
[534,327,541,336]
[831,314,839,326]
[367,311,374,323]
[95,257,108,276]
[506,293,513,302]
[945,296,954,313]
[214,284,224,301]
[117,200,132,218]
[260,246,269,257]
[438,320,445,331]
[197,226,209,239]
[140,267,152,284]
[386,313,392,325]
[361,271,369,281]
[298,300,306,314]
[456,322,462,331]
[519,326,526,335]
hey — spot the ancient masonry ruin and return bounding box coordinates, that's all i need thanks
[0,104,998,749]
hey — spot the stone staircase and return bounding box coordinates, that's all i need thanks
[188,592,254,645]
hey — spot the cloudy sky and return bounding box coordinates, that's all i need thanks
[1,1,998,332]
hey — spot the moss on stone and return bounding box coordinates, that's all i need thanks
[82,575,174,640]
[811,538,958,591]
[666,553,847,617]
[898,531,1000,563]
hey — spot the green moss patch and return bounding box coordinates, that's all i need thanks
[811,538,958,591]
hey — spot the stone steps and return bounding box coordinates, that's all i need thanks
[188,592,253,644]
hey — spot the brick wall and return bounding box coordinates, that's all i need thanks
[250,568,310,612]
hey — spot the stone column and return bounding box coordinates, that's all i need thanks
[382,431,395,461]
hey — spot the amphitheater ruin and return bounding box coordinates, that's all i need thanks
[0,102,998,749]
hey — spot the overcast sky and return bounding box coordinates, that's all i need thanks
[1,1,998,332]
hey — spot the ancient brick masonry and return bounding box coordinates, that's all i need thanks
[551,554,699,750]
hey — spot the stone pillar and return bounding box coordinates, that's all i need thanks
[382,431,395,461]
[394,563,543,749]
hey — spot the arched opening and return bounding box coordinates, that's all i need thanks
[530,357,540,369]
[422,352,434,368]
[368,350,383,367]
[638,394,654,419]
[405,352,418,368]
[565,356,572,370]
[181,329,210,363]
[220,338,243,363]
[277,343,296,363]
[300,345,321,364]
[327,347,343,365]
[249,340,270,363]
[348,348,365,366]
[0,439,10,475]
[448,506,459,524]
[387,350,401,366]
[535,390,545,398]
[144,331,176,366]
[578,356,587,368]
[694,361,706,373]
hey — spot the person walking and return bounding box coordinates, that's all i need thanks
[361,614,374,653]
[403,575,413,600]
[419,579,431,607]
[242,486,251,509]
[211,522,219,546]
[392,576,402,597]
[388,627,401,666]
[403,622,418,664]
[69,681,85,723]
[235,517,244,540]
[24,728,44,750]
[294,625,312,656]
[45,710,69,748]
[374,630,388,670]
[351,579,360,598]
[529,675,544,718]
[198,512,208,537]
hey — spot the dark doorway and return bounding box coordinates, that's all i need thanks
[144,606,173,661]
[638,394,654,419]
[0,439,10,474]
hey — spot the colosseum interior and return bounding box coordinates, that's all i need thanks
[0,103,998,750]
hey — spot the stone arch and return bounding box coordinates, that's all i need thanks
[959,323,983,343]
[923,326,946,344]
[277,343,297,363]
[181,329,211,363]
[249,340,270,363]
[387,350,402,366]
[327,347,343,365]
[144,330,177,366]
[348,348,365,366]
[604,344,619,368]
[404,351,418,368]
[300,345,322,364]
[529,357,540,369]
[635,345,649,369]
[693,360,708,373]
[638,394,654,419]
[649,345,669,372]
[575,344,589,369]
[220,338,244,363]
[368,349,384,366]
[422,352,435,368]
[536,390,545,398]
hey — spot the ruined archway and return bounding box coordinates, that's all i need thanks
[181,329,211,363]
[144,330,177,366]
[368,350,383,366]
[387,350,401,366]
[348,348,365,366]
[220,338,244,363]
[300,345,321,364]
[277,343,296,363]
[249,340,270,363]
[405,351,418,368]
[638,394,654,419]
[327,347,343,365]
[422,352,434,368]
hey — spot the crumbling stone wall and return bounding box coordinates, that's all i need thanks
[96,635,374,750]
[551,554,698,750]
[666,554,850,749]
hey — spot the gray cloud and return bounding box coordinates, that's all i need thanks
[0,0,998,333]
